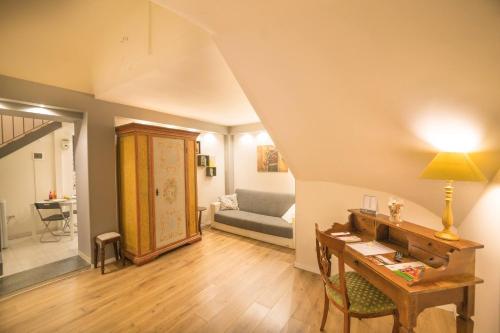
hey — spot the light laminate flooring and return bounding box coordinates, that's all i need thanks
[0,229,456,333]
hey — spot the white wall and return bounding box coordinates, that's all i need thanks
[295,179,442,273]
[458,171,500,333]
[233,131,295,194]
[0,124,75,239]
[53,122,75,198]
[196,132,226,225]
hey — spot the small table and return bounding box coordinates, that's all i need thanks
[197,206,207,235]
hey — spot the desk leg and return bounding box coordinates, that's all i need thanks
[398,300,417,333]
[456,286,475,333]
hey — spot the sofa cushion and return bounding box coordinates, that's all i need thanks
[235,189,295,217]
[214,210,293,239]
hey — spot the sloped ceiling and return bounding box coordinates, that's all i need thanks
[156,0,500,222]
[0,0,258,125]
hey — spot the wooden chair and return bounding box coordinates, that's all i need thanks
[315,224,400,333]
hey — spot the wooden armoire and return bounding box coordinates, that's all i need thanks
[116,123,200,265]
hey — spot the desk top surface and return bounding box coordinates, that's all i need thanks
[349,209,483,251]
[339,209,484,295]
[344,232,483,295]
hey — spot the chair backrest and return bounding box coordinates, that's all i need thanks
[35,202,63,221]
[315,223,350,311]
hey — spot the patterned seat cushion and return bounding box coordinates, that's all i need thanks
[326,271,396,315]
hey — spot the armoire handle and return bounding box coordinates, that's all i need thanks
[156,188,159,196]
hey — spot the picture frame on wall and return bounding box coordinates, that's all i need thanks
[197,155,209,167]
[257,145,288,172]
[361,195,378,215]
[196,141,201,154]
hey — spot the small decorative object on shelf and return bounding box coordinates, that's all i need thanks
[361,195,378,215]
[388,197,404,223]
[206,167,216,177]
[197,155,209,167]
[208,155,216,167]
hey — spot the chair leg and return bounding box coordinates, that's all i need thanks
[392,312,401,333]
[343,313,350,333]
[40,222,61,243]
[113,241,119,262]
[100,244,105,275]
[94,241,98,269]
[320,290,329,331]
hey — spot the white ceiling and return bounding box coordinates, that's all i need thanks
[0,0,259,126]
[156,0,500,222]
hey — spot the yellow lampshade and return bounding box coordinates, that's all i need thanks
[420,152,486,241]
[420,152,486,182]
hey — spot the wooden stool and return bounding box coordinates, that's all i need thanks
[197,206,207,235]
[94,232,122,274]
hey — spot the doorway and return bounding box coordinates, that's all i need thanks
[0,100,90,296]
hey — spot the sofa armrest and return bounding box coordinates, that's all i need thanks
[209,202,221,224]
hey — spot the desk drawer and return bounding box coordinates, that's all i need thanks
[409,246,448,268]
[408,235,454,258]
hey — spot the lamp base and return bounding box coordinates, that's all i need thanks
[435,230,459,241]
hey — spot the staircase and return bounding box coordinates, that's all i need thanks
[0,115,62,159]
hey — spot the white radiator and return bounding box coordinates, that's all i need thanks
[0,200,7,249]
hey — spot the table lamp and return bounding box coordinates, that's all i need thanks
[420,152,486,241]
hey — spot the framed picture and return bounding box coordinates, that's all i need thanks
[361,195,378,215]
[197,155,209,167]
[257,145,288,172]
[206,166,216,177]
[196,141,201,154]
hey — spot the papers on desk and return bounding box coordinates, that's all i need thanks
[347,241,396,256]
[329,232,362,243]
[337,235,362,243]
[330,232,350,237]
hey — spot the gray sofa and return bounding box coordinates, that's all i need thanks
[211,189,295,248]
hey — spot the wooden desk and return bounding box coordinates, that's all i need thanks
[329,209,483,333]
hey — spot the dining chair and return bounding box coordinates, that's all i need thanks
[315,224,399,333]
[35,202,71,242]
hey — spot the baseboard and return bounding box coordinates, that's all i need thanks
[212,221,295,248]
[78,250,91,264]
[294,261,320,274]
[8,231,32,240]
[78,250,117,268]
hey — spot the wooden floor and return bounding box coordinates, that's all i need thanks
[0,229,456,333]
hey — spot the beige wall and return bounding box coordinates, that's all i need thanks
[459,171,500,333]
[233,132,295,194]
[295,180,442,273]
[0,132,56,238]
[196,132,226,225]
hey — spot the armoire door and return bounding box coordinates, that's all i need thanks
[152,136,187,248]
